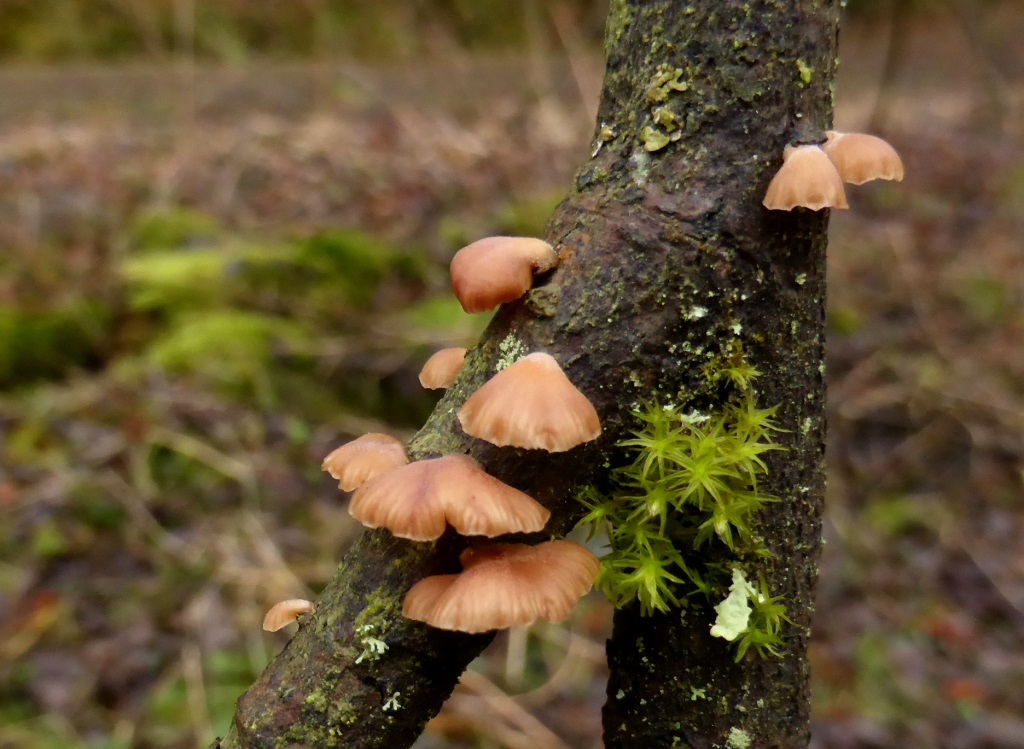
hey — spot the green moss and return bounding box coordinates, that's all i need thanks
[121,229,417,319]
[140,310,314,403]
[401,296,486,342]
[408,428,459,460]
[577,366,791,658]
[0,300,111,388]
[290,682,358,746]
[118,244,279,312]
[128,208,221,252]
[299,229,422,310]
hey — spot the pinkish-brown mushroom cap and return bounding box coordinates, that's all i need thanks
[419,347,468,390]
[322,433,409,492]
[822,131,904,185]
[348,454,550,541]
[458,352,601,452]
[450,236,559,314]
[763,144,848,211]
[402,540,600,632]
[262,599,315,632]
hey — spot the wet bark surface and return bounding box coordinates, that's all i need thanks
[216,1,838,747]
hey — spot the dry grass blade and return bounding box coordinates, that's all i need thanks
[448,669,575,749]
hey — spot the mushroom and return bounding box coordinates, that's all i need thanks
[762,144,848,211]
[322,433,409,492]
[348,454,550,541]
[419,347,468,390]
[458,352,601,452]
[450,236,559,313]
[263,599,315,632]
[822,130,904,185]
[402,540,600,632]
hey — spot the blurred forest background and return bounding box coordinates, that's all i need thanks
[0,1,1022,748]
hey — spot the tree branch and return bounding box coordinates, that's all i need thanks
[216,1,839,746]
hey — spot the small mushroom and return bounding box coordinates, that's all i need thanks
[459,352,600,452]
[322,433,409,492]
[402,540,600,632]
[419,347,468,390]
[263,599,315,632]
[450,236,559,314]
[762,144,848,211]
[348,454,550,541]
[822,131,904,185]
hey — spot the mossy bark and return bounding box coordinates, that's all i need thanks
[216,1,837,747]
[594,2,837,748]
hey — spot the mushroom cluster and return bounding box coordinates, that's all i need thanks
[762,131,903,211]
[266,235,601,635]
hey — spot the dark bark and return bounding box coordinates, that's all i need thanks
[594,3,838,748]
[216,1,837,747]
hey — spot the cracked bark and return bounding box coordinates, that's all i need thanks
[215,1,838,747]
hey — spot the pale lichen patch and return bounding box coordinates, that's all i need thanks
[726,726,753,749]
[496,334,526,371]
[354,622,388,664]
[710,569,754,641]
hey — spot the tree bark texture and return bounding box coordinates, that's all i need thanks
[595,3,838,748]
[216,1,838,747]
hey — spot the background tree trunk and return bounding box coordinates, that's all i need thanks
[216,0,838,747]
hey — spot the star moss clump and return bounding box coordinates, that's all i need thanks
[577,369,790,657]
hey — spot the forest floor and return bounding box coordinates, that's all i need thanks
[1,9,1023,749]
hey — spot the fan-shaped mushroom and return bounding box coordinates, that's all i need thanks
[450,237,559,314]
[263,599,315,632]
[459,352,601,452]
[419,347,468,390]
[348,455,550,541]
[822,131,904,185]
[322,433,409,492]
[763,144,848,211]
[403,541,599,632]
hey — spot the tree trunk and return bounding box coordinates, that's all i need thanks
[595,3,837,747]
[215,1,838,747]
